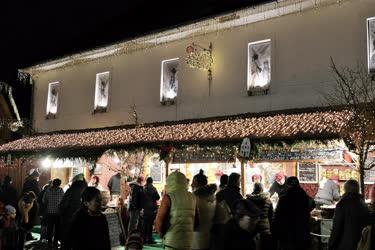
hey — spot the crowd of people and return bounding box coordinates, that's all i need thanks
[0,167,373,250]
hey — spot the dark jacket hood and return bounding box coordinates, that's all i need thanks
[194,184,217,198]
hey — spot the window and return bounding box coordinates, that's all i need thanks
[94,72,110,113]
[367,17,375,73]
[247,39,271,96]
[46,81,60,119]
[160,58,179,105]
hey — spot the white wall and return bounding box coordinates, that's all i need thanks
[31,0,375,132]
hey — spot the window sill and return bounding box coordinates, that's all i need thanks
[92,107,108,114]
[161,99,176,106]
[247,88,269,96]
[45,113,56,120]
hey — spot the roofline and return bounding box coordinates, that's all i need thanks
[20,0,346,74]
[32,105,348,136]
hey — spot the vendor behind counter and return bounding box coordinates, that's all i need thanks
[314,177,340,208]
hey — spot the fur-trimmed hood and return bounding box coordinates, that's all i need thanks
[193,184,217,199]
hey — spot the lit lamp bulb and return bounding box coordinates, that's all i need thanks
[42,158,52,169]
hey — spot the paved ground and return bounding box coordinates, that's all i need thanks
[26,228,164,250]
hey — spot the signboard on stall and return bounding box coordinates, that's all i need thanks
[150,163,163,183]
[297,162,318,183]
[103,208,125,247]
[365,156,375,183]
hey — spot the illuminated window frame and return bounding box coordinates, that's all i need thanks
[247,39,271,96]
[46,81,60,119]
[160,58,179,105]
[367,17,375,74]
[94,71,110,114]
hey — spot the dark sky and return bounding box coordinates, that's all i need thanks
[0,0,271,117]
[0,0,273,82]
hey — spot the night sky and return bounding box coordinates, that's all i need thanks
[0,0,271,116]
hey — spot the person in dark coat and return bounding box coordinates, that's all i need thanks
[0,176,18,209]
[142,177,160,244]
[328,180,372,250]
[128,176,144,232]
[59,180,87,250]
[69,187,111,250]
[272,176,315,250]
[220,199,261,250]
[247,182,274,250]
[17,191,39,250]
[219,174,228,192]
[22,170,41,198]
[216,173,243,212]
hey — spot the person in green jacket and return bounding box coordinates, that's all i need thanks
[155,171,198,250]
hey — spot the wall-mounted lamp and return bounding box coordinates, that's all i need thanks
[186,42,213,94]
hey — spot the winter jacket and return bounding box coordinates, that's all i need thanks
[247,192,273,234]
[107,173,121,195]
[315,179,340,206]
[159,171,196,250]
[272,186,315,250]
[220,219,257,250]
[59,180,87,221]
[328,193,371,250]
[22,177,40,197]
[268,181,287,197]
[69,207,111,250]
[129,182,144,211]
[216,185,243,213]
[0,184,18,209]
[43,186,64,214]
[192,184,217,250]
[143,183,160,217]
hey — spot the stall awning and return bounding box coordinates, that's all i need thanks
[0,108,352,155]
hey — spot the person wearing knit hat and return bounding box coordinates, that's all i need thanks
[268,172,287,197]
[5,205,16,219]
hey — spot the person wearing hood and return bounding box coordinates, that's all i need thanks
[247,183,273,235]
[272,177,315,250]
[247,182,273,249]
[142,177,160,244]
[328,180,373,250]
[155,171,198,250]
[59,180,87,250]
[191,169,217,250]
[128,176,145,232]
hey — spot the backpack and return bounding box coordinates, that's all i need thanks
[126,229,143,250]
[357,225,372,250]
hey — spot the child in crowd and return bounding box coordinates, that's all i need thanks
[1,205,18,250]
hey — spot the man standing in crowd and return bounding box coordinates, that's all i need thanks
[128,176,145,232]
[216,172,243,212]
[328,180,374,250]
[142,177,160,244]
[315,176,340,208]
[43,178,64,248]
[269,172,287,198]
[272,176,315,250]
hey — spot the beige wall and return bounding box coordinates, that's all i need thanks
[32,0,375,132]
